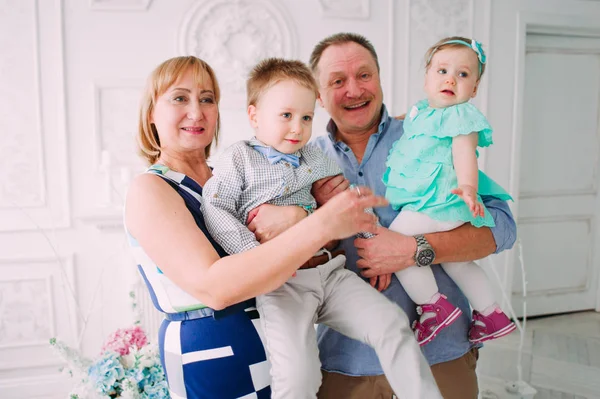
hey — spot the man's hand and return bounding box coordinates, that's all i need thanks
[247,204,307,243]
[355,226,417,278]
[312,174,350,206]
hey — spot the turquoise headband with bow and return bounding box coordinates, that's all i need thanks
[427,39,486,76]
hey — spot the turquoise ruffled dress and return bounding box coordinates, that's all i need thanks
[383,100,513,228]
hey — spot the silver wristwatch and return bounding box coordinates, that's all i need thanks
[414,234,436,267]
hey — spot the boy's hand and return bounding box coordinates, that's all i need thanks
[247,204,307,243]
[451,185,485,218]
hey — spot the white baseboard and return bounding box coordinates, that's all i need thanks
[0,373,70,399]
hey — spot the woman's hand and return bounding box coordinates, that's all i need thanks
[316,186,387,240]
[311,174,350,206]
[247,204,308,243]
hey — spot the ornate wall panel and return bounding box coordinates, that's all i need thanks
[0,0,69,231]
[92,83,146,208]
[407,0,473,107]
[178,0,297,109]
[0,279,51,348]
[0,0,45,209]
[0,256,77,370]
[317,0,370,19]
[89,0,153,11]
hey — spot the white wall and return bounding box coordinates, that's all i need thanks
[8,0,598,397]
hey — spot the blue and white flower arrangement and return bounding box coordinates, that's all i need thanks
[50,292,169,399]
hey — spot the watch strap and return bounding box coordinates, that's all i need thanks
[415,234,428,248]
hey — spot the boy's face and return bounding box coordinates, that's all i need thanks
[248,79,316,154]
[424,46,480,108]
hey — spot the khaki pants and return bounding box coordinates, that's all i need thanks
[257,255,441,399]
[317,348,479,399]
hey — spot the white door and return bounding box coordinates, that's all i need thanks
[512,33,600,317]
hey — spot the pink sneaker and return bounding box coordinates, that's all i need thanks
[468,308,516,343]
[412,294,463,346]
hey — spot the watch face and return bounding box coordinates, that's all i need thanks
[417,249,435,266]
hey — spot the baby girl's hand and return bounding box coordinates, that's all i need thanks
[452,185,485,218]
[369,273,392,292]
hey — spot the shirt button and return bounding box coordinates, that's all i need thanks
[285,163,290,167]
[344,148,350,152]
[358,171,363,177]
[213,194,218,198]
[307,169,312,173]
[284,187,289,193]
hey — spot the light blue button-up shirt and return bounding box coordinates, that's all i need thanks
[313,105,517,375]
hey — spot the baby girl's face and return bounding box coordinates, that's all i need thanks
[424,46,480,108]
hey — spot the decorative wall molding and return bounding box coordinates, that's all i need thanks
[93,82,145,171]
[0,255,77,352]
[0,0,70,231]
[90,0,153,11]
[78,208,125,231]
[520,188,597,199]
[409,0,472,38]
[0,255,78,377]
[0,0,46,209]
[91,82,145,211]
[511,216,593,298]
[0,278,51,349]
[178,0,297,109]
[406,0,474,107]
[385,0,396,114]
[317,0,370,19]
[0,373,71,399]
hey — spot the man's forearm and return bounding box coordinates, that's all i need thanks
[425,223,496,264]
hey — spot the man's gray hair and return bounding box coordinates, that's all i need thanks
[309,32,380,75]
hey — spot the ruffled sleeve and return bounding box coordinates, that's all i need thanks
[405,101,493,148]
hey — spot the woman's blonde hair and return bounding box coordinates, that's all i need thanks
[137,56,221,165]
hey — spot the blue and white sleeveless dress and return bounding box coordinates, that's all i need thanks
[126,164,272,399]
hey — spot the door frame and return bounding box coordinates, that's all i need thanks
[509,10,600,313]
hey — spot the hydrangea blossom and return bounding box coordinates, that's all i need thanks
[50,324,169,399]
[101,325,148,356]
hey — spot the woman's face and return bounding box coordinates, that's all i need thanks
[151,68,218,158]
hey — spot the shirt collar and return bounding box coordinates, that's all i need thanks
[247,137,302,158]
[325,104,390,144]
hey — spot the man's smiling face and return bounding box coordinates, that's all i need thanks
[316,42,383,137]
